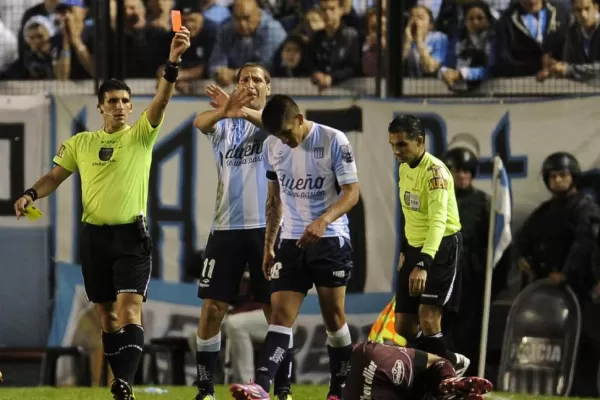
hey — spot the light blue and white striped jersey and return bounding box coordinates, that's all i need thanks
[264,123,359,240]
[205,118,269,230]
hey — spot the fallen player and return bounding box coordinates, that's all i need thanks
[344,341,493,400]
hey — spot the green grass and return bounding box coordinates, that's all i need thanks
[0,385,322,400]
[0,386,596,400]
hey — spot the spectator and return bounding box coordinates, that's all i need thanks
[21,16,55,79]
[52,0,94,80]
[200,0,232,24]
[435,0,500,41]
[208,0,287,86]
[291,7,325,44]
[303,0,367,34]
[361,7,386,76]
[19,0,61,60]
[308,0,361,90]
[350,0,387,16]
[493,0,569,77]
[403,5,448,77]
[258,0,301,22]
[537,0,600,82]
[147,0,174,31]
[272,35,312,77]
[106,0,156,78]
[440,1,495,91]
[159,0,218,93]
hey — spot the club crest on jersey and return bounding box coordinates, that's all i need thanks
[313,146,324,159]
[99,147,114,161]
[341,145,354,163]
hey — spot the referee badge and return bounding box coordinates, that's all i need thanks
[56,144,66,158]
[99,147,114,161]
[403,191,411,206]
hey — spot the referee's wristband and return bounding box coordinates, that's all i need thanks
[22,188,38,202]
[163,60,180,83]
[415,253,433,271]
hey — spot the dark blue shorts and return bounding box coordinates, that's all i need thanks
[198,228,270,304]
[270,236,353,295]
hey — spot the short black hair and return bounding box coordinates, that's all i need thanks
[97,79,131,104]
[388,114,426,141]
[236,63,272,84]
[261,94,300,134]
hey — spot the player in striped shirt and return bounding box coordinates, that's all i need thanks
[230,95,360,400]
[193,64,293,400]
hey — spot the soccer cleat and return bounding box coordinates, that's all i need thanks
[453,353,471,377]
[326,395,341,400]
[229,382,270,400]
[439,376,493,398]
[110,378,135,400]
[195,391,215,400]
[275,391,292,400]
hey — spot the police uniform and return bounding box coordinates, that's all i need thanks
[396,152,463,314]
[517,152,600,300]
[53,110,160,303]
[442,146,493,374]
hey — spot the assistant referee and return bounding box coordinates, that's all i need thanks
[387,115,470,377]
[14,28,191,400]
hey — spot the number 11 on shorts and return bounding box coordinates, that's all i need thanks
[202,259,215,280]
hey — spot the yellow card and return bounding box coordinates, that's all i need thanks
[23,205,44,221]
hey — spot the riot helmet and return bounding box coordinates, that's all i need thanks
[541,152,581,191]
[442,147,479,177]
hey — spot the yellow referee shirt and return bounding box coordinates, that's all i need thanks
[399,152,461,258]
[53,110,164,225]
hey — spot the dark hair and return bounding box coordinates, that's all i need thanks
[388,114,426,141]
[261,94,300,134]
[235,63,272,84]
[97,79,131,104]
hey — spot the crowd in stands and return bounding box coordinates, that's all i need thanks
[0,0,598,94]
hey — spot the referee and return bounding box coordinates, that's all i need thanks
[388,115,470,377]
[14,28,191,400]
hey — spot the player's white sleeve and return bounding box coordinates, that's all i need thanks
[264,138,277,181]
[332,131,358,185]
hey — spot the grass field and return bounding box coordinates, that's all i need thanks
[0,386,594,400]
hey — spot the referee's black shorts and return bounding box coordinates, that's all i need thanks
[395,232,462,314]
[79,222,152,304]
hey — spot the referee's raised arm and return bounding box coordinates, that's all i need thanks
[147,27,191,127]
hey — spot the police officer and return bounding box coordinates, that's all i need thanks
[517,152,600,301]
[518,152,600,396]
[441,147,507,375]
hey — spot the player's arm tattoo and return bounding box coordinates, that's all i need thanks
[265,181,283,252]
[30,165,73,199]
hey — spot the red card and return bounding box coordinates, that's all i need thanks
[171,10,182,32]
